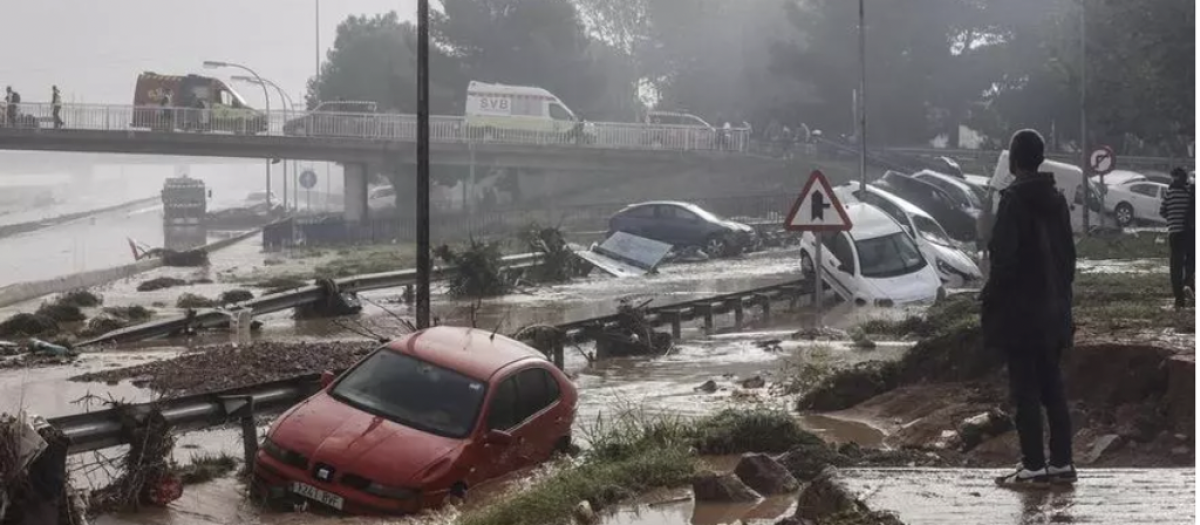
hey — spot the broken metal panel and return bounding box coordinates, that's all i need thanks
[575,231,673,277]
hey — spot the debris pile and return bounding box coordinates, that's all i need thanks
[217,289,254,305]
[0,412,85,524]
[589,299,672,359]
[89,405,182,513]
[72,341,376,395]
[435,240,513,298]
[175,293,216,309]
[0,313,59,339]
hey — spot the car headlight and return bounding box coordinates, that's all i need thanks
[936,258,956,275]
[260,437,308,469]
[365,482,418,500]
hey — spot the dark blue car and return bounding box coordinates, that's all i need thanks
[608,201,757,257]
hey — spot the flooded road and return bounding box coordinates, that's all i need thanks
[0,205,163,286]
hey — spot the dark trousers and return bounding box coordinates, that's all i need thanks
[1169,231,1194,305]
[1007,346,1072,470]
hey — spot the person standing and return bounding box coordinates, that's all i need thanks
[51,85,62,129]
[1160,167,1195,309]
[982,129,1077,486]
[4,86,13,127]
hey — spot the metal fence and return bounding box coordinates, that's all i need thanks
[0,102,751,153]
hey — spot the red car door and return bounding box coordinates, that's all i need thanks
[510,367,566,466]
[478,375,522,480]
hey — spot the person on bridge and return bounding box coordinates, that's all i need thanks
[1159,167,1195,309]
[4,86,14,127]
[51,85,63,129]
[982,128,1077,486]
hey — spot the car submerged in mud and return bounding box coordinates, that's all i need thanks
[253,326,578,515]
[798,201,944,307]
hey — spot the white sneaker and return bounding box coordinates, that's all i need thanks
[995,466,1049,486]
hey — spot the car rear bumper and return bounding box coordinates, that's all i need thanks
[252,453,440,515]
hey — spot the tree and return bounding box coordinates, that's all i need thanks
[435,0,639,120]
[307,12,463,113]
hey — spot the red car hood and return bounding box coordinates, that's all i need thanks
[271,392,462,485]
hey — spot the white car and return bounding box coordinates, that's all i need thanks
[911,169,986,220]
[368,185,397,209]
[1103,180,1168,227]
[798,201,944,307]
[836,182,982,288]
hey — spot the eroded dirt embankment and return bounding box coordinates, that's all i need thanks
[798,292,1195,468]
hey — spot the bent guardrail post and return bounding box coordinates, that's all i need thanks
[221,395,259,467]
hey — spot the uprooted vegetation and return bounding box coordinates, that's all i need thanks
[55,290,103,308]
[436,239,513,298]
[137,277,188,292]
[175,293,217,309]
[521,223,588,283]
[217,289,254,305]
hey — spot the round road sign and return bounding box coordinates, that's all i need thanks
[299,169,318,190]
[1089,146,1116,175]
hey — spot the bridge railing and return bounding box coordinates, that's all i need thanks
[1,102,750,153]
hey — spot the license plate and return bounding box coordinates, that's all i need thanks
[291,482,344,510]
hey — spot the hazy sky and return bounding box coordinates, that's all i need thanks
[0,0,418,109]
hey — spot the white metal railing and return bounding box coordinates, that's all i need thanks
[0,101,752,154]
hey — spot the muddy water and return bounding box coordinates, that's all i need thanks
[1077,258,1168,274]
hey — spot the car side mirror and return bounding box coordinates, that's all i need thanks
[484,429,514,446]
[320,370,335,388]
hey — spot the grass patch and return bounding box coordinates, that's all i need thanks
[176,293,216,309]
[55,290,103,308]
[250,276,309,294]
[1076,231,1169,260]
[35,302,86,323]
[218,289,254,305]
[312,246,416,278]
[178,452,238,485]
[459,408,818,525]
[0,313,59,338]
[137,277,187,292]
[102,305,155,322]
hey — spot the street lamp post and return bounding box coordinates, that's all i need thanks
[416,0,432,329]
[233,75,297,211]
[204,60,275,210]
[857,0,868,190]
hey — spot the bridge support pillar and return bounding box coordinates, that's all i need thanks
[343,162,369,225]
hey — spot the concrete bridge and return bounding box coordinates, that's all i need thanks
[0,102,766,221]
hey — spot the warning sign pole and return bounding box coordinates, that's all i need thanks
[814,234,824,325]
[784,169,853,327]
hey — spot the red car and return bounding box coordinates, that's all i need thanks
[252,326,578,515]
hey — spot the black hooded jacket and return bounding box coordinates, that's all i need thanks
[981,172,1076,351]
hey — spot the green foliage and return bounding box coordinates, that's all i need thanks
[435,239,513,298]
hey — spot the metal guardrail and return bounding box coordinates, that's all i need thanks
[76,252,547,347]
[50,277,818,454]
[0,102,751,153]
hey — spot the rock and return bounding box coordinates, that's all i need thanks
[794,468,904,524]
[956,409,1014,452]
[572,500,597,524]
[696,380,719,393]
[733,453,800,495]
[741,375,766,389]
[1082,434,1122,464]
[775,443,851,482]
[756,339,784,352]
[691,471,761,502]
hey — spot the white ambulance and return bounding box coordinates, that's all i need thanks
[463,81,594,142]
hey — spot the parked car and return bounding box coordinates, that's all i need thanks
[253,326,578,515]
[1103,180,1169,227]
[643,111,716,150]
[368,185,397,210]
[836,182,982,288]
[608,201,757,257]
[797,201,944,307]
[283,100,379,137]
[873,171,977,242]
[910,169,986,220]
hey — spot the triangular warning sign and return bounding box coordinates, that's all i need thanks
[783,170,853,232]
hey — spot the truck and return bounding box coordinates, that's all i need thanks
[161,176,208,251]
[132,72,267,134]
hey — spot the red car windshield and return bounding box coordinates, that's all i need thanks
[330,349,487,439]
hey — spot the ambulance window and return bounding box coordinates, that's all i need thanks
[511,97,539,117]
[549,103,573,121]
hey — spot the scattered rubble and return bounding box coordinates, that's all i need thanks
[792,468,905,525]
[71,341,376,395]
[589,299,673,359]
